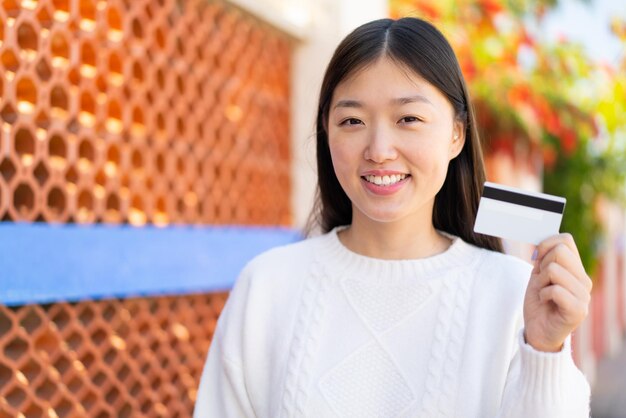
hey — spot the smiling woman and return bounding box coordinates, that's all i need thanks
[327,58,465,258]
[194,17,593,417]
[312,21,504,258]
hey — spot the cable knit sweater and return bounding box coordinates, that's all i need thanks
[194,227,590,417]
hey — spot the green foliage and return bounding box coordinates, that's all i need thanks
[543,138,626,274]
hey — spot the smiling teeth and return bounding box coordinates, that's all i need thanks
[364,174,407,186]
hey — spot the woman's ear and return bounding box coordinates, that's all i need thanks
[449,120,466,160]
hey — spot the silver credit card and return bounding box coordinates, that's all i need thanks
[473,182,566,245]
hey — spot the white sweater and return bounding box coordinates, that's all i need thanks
[194,228,590,417]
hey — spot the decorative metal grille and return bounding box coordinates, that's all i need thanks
[0,0,292,226]
[1,0,293,415]
[0,294,229,417]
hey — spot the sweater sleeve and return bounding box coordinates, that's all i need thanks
[193,266,257,418]
[496,328,590,418]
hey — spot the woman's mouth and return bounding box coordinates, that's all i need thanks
[360,174,411,195]
[362,173,409,186]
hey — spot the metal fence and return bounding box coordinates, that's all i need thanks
[0,0,293,416]
[0,0,292,226]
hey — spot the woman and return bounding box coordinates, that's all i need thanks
[194,17,592,417]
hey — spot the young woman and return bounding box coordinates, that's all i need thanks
[194,17,592,417]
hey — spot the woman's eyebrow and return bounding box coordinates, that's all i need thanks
[392,95,433,106]
[333,99,362,110]
[333,95,434,110]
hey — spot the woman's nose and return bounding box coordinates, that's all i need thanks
[363,125,398,163]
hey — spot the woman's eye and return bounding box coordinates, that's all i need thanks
[340,118,363,126]
[399,116,421,124]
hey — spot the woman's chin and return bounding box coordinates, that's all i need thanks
[356,210,409,225]
[352,202,432,226]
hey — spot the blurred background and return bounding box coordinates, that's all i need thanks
[0,0,624,416]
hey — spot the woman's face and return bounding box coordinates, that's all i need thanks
[327,57,465,227]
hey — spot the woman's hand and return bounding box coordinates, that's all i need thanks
[523,233,593,352]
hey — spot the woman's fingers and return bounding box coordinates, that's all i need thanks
[534,233,579,268]
[536,243,592,293]
[539,284,589,322]
[533,261,591,305]
[536,233,579,257]
[524,232,593,352]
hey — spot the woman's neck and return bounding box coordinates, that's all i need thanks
[337,216,452,260]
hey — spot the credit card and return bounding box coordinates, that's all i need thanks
[473,182,566,245]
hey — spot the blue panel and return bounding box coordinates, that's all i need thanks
[0,223,302,306]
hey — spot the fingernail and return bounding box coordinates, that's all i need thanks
[531,249,538,261]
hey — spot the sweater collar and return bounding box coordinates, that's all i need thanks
[315,226,481,281]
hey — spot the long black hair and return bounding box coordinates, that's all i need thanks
[309,17,502,252]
